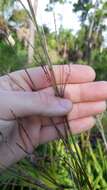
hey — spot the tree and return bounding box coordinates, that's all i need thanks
[0,0,14,15]
[73,0,107,65]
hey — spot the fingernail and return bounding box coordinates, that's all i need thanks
[57,98,73,113]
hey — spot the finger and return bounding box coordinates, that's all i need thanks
[41,101,106,126]
[0,65,96,91]
[24,65,95,88]
[64,81,107,103]
[39,117,95,144]
[42,81,107,103]
[0,90,72,120]
[68,101,106,119]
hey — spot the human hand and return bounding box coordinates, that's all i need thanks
[0,64,106,167]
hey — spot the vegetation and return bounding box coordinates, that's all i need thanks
[0,0,107,189]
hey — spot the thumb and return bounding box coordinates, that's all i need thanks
[0,90,72,120]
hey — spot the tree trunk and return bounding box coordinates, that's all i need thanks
[28,0,38,64]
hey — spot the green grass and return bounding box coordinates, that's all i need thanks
[1,129,107,190]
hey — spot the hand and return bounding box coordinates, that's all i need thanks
[0,64,107,167]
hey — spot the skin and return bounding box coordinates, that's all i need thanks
[0,64,107,169]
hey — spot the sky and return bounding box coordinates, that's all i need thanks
[15,0,107,46]
[37,0,81,33]
[19,0,81,34]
